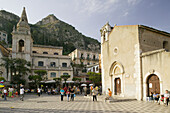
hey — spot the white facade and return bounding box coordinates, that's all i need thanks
[0,31,8,44]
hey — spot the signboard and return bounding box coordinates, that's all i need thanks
[149,83,152,88]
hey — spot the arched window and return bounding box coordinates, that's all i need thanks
[93,55,96,60]
[32,51,37,53]
[80,53,84,59]
[87,54,90,59]
[43,52,48,54]
[96,67,99,71]
[163,41,169,51]
[62,63,67,67]
[63,73,68,75]
[93,67,95,72]
[38,61,44,66]
[19,40,24,52]
[50,72,56,77]
[54,52,58,55]
[50,62,56,67]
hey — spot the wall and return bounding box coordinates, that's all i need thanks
[141,50,170,100]
[139,27,170,52]
[32,46,63,55]
[102,25,139,98]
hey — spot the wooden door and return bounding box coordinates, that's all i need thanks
[147,74,160,96]
[115,78,121,95]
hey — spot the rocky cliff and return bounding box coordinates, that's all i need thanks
[0,10,100,55]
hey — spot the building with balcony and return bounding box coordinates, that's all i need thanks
[0,30,8,44]
[68,49,100,66]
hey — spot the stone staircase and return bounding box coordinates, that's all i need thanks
[84,95,137,103]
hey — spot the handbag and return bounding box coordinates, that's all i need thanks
[74,94,76,97]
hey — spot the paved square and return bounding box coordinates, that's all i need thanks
[0,94,169,113]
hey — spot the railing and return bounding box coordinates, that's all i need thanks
[34,66,47,69]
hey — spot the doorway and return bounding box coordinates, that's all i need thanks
[115,78,121,95]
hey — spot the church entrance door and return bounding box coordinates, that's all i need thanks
[115,78,121,95]
[147,74,160,96]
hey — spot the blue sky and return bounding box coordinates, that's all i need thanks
[0,0,170,42]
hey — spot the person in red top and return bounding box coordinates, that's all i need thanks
[63,86,67,95]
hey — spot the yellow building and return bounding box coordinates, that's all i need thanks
[1,7,73,83]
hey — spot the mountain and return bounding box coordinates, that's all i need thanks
[0,10,100,55]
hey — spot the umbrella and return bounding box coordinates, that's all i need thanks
[89,84,93,86]
[0,83,4,88]
[81,84,87,86]
[0,80,4,83]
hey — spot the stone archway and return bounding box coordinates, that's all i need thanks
[147,74,160,96]
[110,61,124,96]
[143,71,163,100]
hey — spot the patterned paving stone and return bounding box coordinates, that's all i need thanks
[0,94,169,113]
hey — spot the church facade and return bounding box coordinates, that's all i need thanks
[101,23,170,100]
[0,7,73,83]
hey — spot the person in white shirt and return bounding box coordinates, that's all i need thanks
[164,90,169,106]
[3,87,7,101]
[37,88,41,97]
[20,87,24,101]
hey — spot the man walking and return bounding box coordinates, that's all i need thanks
[20,87,24,101]
[3,87,7,101]
[37,87,41,97]
[92,88,98,101]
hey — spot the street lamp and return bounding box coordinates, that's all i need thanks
[0,70,3,77]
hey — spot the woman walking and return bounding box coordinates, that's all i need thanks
[60,88,64,101]
[66,89,70,102]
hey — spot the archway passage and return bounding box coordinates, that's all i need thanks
[147,74,160,96]
[115,78,121,95]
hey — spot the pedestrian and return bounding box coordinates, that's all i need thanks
[90,85,93,95]
[37,87,41,97]
[20,87,24,101]
[3,87,7,101]
[64,86,67,95]
[105,88,112,102]
[66,89,70,102]
[60,88,64,101]
[164,90,169,106]
[84,86,87,96]
[70,88,75,101]
[92,88,98,101]
[8,87,12,97]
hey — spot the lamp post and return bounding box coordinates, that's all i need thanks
[0,71,3,77]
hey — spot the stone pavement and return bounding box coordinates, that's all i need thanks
[0,94,170,113]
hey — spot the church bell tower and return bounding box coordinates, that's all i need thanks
[12,7,33,62]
